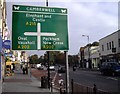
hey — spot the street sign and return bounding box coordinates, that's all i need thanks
[2,40,11,49]
[12,5,69,51]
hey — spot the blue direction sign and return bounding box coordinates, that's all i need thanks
[2,40,11,49]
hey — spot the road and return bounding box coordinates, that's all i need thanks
[68,68,120,92]
[31,67,120,92]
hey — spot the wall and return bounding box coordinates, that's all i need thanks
[99,31,119,56]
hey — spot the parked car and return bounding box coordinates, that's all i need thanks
[58,66,66,73]
[36,64,44,70]
[47,66,55,71]
[100,62,120,76]
[36,64,41,69]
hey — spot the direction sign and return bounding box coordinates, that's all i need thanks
[12,5,69,50]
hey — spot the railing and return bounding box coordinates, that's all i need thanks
[71,79,110,94]
[57,79,111,94]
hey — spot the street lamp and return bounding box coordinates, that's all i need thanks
[82,35,89,45]
[82,35,90,68]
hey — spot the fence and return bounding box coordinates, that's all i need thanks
[71,79,110,94]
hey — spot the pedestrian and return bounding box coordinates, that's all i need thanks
[86,61,89,68]
[11,64,14,73]
[92,63,94,69]
[98,63,100,69]
[22,64,25,74]
[25,63,28,74]
[73,65,76,71]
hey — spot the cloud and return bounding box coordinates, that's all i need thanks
[67,2,118,55]
[6,0,120,2]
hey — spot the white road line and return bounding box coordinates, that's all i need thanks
[106,77,118,81]
[53,72,58,83]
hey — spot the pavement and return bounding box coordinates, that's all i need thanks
[2,69,59,94]
[31,68,64,91]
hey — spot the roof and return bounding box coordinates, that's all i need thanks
[99,30,120,41]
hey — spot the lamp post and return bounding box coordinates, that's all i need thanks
[82,35,91,69]
[82,35,90,59]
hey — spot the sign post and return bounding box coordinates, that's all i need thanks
[12,4,69,93]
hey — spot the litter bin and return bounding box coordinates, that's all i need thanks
[41,76,48,88]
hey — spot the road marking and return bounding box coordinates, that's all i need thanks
[53,72,58,83]
[106,77,118,81]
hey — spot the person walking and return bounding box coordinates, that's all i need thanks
[22,64,26,74]
[25,63,28,74]
[73,65,76,71]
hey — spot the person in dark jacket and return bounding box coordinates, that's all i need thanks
[73,65,76,71]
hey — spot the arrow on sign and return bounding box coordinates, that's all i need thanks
[24,32,56,36]
[24,23,56,50]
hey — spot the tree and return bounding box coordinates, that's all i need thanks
[44,51,61,65]
[86,43,92,47]
[68,55,79,66]
[29,54,39,64]
[38,56,45,65]
[92,41,99,46]
[55,52,65,65]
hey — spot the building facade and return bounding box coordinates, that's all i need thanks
[90,46,100,68]
[0,0,7,93]
[99,30,120,63]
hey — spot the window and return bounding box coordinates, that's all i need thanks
[109,42,111,49]
[102,45,104,51]
[107,43,109,50]
[112,41,114,48]
[119,39,120,47]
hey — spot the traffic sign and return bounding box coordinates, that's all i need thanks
[2,40,11,49]
[12,5,69,51]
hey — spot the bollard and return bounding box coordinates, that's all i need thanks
[93,84,97,94]
[60,82,63,94]
[50,78,53,92]
[41,76,44,88]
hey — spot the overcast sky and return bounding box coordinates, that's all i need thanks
[6,0,119,56]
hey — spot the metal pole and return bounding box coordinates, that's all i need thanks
[65,51,70,93]
[47,51,50,89]
[46,0,48,6]
[87,35,90,59]
[46,0,50,89]
[88,36,90,60]
[82,35,90,60]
